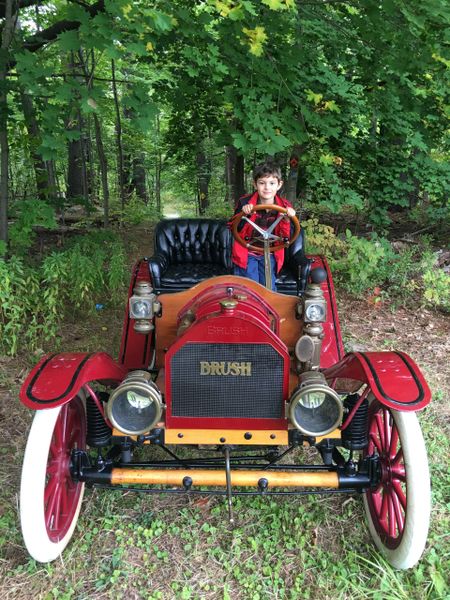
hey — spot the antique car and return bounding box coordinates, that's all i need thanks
[19,207,431,569]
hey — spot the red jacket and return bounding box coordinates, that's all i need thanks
[229,192,293,274]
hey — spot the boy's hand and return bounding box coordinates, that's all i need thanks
[242,204,254,215]
[285,207,296,218]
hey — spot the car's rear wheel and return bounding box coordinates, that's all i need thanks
[363,400,430,569]
[20,397,86,562]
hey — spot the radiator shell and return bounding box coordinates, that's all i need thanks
[165,310,290,429]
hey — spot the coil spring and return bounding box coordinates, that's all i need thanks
[86,393,112,448]
[341,393,369,450]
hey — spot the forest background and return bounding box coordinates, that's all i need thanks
[1,0,449,351]
[0,1,449,598]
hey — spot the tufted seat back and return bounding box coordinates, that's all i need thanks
[155,219,232,269]
[148,218,311,295]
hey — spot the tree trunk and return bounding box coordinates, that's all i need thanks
[235,153,245,200]
[122,150,133,199]
[77,48,107,221]
[66,54,88,203]
[93,113,109,226]
[225,146,245,204]
[67,131,85,201]
[132,155,149,204]
[0,0,16,249]
[85,115,96,200]
[285,145,303,203]
[111,59,126,211]
[20,92,57,201]
[155,112,161,214]
[197,151,210,214]
[225,145,236,204]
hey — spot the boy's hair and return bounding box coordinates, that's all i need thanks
[253,161,282,182]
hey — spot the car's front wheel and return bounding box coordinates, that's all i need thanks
[363,400,430,569]
[20,397,86,562]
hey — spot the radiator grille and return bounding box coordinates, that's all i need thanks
[170,343,284,418]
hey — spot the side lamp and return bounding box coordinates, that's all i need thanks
[129,281,161,334]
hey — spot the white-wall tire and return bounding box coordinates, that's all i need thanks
[363,400,430,569]
[20,397,86,562]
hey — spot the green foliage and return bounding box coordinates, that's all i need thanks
[421,251,450,311]
[304,219,449,311]
[332,231,396,294]
[9,200,57,255]
[0,257,43,355]
[2,0,448,237]
[202,201,233,220]
[0,232,127,356]
[301,217,347,257]
[115,198,160,226]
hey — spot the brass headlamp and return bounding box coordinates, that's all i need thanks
[288,371,343,437]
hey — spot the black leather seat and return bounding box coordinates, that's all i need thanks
[148,218,311,295]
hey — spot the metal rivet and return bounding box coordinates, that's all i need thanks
[178,433,184,438]
[220,437,226,443]
[270,434,276,439]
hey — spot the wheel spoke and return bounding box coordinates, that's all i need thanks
[392,479,407,512]
[369,430,382,454]
[390,486,405,534]
[363,401,430,558]
[44,474,57,503]
[52,484,63,532]
[375,413,385,448]
[58,481,70,517]
[46,400,84,538]
[378,488,388,523]
[389,425,399,460]
[46,457,59,476]
[387,489,397,538]
[45,481,61,531]
[392,447,404,468]
[383,408,391,452]
[69,422,81,447]
[52,418,63,449]
[60,405,69,447]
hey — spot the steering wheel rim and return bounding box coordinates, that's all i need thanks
[231,204,300,253]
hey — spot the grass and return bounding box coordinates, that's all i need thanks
[1,373,448,599]
[0,237,449,599]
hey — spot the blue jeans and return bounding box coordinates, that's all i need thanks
[233,254,277,290]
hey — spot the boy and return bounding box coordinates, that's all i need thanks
[230,161,296,290]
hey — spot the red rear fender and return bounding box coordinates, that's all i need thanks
[20,352,127,410]
[323,351,431,411]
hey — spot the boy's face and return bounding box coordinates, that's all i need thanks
[253,174,283,203]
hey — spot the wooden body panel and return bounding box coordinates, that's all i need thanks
[111,468,339,488]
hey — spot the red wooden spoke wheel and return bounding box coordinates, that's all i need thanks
[20,396,86,562]
[363,399,430,569]
[231,204,300,253]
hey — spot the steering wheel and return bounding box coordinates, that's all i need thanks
[231,204,300,253]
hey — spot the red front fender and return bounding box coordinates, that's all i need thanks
[20,352,127,410]
[323,351,431,411]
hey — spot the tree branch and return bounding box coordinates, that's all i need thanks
[66,0,102,17]
[0,0,36,19]
[22,0,105,53]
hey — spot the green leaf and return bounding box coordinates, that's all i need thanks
[57,30,81,51]
[262,0,295,10]
[305,89,323,105]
